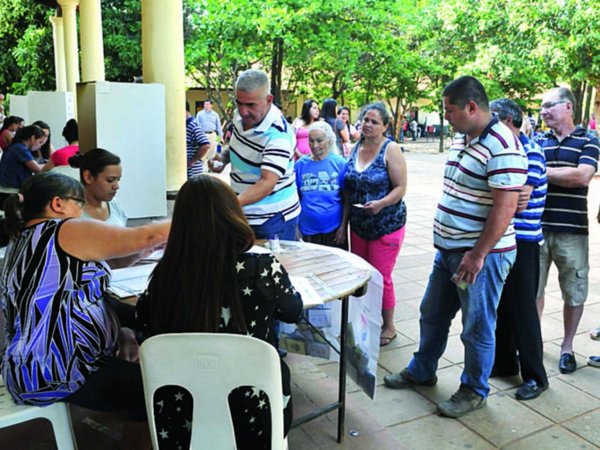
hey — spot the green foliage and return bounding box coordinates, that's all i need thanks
[0,0,54,94]
[0,0,597,126]
[0,0,142,93]
[102,0,142,82]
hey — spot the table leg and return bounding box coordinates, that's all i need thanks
[337,295,349,443]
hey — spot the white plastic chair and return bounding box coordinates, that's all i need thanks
[0,376,77,449]
[139,333,286,450]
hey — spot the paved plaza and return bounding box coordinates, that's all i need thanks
[1,140,599,449]
[288,141,600,450]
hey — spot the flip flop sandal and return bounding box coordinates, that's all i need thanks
[380,334,397,347]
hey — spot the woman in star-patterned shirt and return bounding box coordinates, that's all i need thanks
[136,175,303,449]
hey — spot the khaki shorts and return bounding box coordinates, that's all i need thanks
[537,231,589,306]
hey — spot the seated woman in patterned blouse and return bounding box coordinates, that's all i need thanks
[136,174,303,450]
[0,172,170,450]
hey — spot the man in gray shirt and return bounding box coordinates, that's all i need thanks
[196,100,223,162]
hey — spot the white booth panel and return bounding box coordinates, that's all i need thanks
[26,91,75,149]
[7,95,30,123]
[78,81,167,219]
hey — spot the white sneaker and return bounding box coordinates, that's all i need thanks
[587,356,600,368]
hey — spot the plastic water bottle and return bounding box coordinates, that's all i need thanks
[269,234,281,252]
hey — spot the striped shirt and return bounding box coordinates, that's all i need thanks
[514,133,547,243]
[186,116,210,178]
[229,104,300,225]
[434,117,527,252]
[535,127,599,234]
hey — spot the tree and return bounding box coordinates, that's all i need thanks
[102,0,142,82]
[184,0,268,121]
[0,0,54,94]
[0,0,142,94]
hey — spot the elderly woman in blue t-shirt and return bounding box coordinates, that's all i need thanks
[294,121,348,248]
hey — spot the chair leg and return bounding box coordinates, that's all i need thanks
[43,404,78,450]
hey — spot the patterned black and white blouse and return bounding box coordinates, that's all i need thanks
[136,250,303,449]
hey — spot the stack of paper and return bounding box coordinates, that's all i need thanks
[108,263,156,298]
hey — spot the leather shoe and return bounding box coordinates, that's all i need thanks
[384,369,438,389]
[559,353,577,374]
[515,380,548,401]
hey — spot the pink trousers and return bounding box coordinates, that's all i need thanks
[350,226,406,311]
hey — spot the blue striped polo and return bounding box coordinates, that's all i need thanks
[514,133,547,243]
[535,127,599,234]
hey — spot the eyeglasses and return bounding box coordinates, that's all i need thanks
[540,101,568,110]
[63,196,86,208]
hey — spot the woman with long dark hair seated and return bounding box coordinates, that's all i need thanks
[31,119,54,161]
[0,115,24,150]
[0,172,170,449]
[136,175,303,449]
[0,125,46,189]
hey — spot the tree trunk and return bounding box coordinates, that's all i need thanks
[438,99,445,153]
[572,80,583,125]
[393,96,401,141]
[270,38,284,107]
[583,82,593,122]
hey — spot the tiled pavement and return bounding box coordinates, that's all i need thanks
[1,140,599,449]
[287,141,600,450]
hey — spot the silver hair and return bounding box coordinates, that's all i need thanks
[235,69,270,95]
[308,121,337,154]
[490,98,523,128]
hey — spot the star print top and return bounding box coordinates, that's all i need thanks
[136,250,303,344]
[135,250,303,449]
[225,251,303,342]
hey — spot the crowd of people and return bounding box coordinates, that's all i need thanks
[383,78,600,418]
[0,70,598,450]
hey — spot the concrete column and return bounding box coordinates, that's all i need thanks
[50,15,67,92]
[142,0,186,191]
[79,0,105,82]
[58,0,80,99]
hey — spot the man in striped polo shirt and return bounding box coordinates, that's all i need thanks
[384,76,527,418]
[209,69,300,240]
[490,98,548,400]
[186,101,210,178]
[535,87,600,374]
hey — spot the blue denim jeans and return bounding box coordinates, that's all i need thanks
[251,213,299,241]
[406,249,515,398]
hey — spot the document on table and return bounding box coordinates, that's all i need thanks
[138,248,164,263]
[108,263,156,298]
[290,275,323,308]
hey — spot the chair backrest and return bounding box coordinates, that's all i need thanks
[139,333,285,450]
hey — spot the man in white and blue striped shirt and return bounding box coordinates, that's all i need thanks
[490,98,548,401]
[209,70,300,240]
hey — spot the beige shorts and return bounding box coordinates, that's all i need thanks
[537,231,589,306]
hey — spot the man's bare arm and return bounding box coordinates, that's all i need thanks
[454,188,519,285]
[238,169,279,207]
[546,165,595,188]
